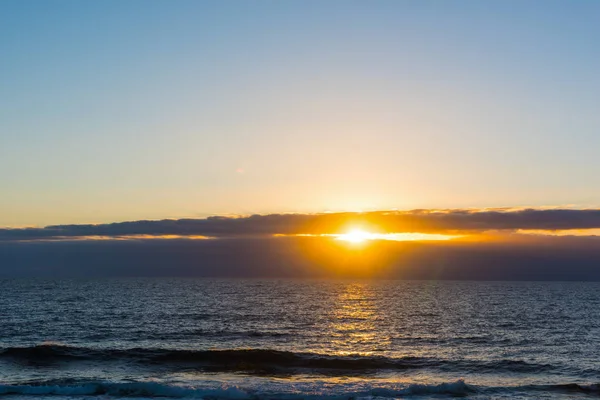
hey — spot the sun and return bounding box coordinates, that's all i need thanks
[336,229,373,243]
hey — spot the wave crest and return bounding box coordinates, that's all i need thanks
[0,344,555,375]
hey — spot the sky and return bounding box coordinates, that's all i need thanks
[2,0,600,227]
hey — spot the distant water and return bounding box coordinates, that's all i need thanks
[1,279,600,399]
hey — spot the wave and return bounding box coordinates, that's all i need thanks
[530,383,600,394]
[3,379,600,399]
[0,344,555,375]
[0,380,473,398]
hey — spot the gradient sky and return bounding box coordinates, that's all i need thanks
[2,0,599,227]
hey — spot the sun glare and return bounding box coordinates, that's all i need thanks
[333,229,459,243]
[278,231,459,242]
[337,229,372,243]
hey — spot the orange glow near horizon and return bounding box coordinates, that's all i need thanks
[336,229,458,243]
[285,230,461,243]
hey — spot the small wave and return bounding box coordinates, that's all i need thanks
[444,359,555,374]
[526,382,600,394]
[374,379,473,397]
[0,380,473,398]
[0,344,557,375]
[0,343,88,361]
[0,382,246,398]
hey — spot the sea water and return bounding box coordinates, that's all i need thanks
[1,279,600,399]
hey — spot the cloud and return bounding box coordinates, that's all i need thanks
[1,208,600,242]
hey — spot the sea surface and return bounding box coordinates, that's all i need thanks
[1,279,600,399]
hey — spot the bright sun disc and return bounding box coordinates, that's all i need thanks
[337,229,372,243]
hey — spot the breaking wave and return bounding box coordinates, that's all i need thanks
[3,379,600,398]
[0,379,474,398]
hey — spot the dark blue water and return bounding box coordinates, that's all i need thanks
[1,279,600,399]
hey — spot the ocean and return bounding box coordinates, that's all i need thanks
[1,279,599,399]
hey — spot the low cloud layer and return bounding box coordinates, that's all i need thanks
[1,208,600,242]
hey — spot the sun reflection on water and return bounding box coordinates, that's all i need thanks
[328,283,390,356]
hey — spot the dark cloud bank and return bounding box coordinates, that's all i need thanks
[2,208,600,241]
[0,209,599,280]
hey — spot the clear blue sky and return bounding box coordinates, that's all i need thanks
[1,0,599,226]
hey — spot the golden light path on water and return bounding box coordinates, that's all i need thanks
[328,283,386,356]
